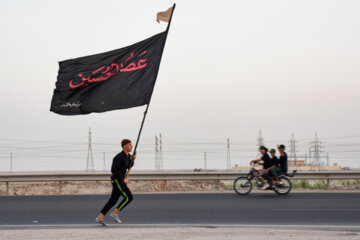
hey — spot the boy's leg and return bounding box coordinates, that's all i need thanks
[99,180,121,217]
[269,168,277,182]
[259,175,267,185]
[114,179,134,213]
[258,170,270,189]
[258,169,268,185]
[270,167,281,182]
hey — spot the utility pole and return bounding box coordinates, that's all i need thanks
[289,133,298,169]
[204,151,207,170]
[159,133,163,171]
[10,152,13,172]
[226,138,231,170]
[304,153,308,165]
[86,127,95,172]
[154,135,159,171]
[103,152,106,171]
[256,129,264,158]
[326,153,330,167]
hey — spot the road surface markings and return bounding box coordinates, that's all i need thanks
[272,209,360,211]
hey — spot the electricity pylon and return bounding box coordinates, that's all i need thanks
[103,152,106,171]
[289,133,298,169]
[256,129,264,158]
[309,132,324,170]
[226,138,231,170]
[204,151,207,170]
[10,152,13,172]
[159,133,163,171]
[86,127,95,172]
[154,135,159,171]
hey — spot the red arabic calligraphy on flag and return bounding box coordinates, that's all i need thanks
[50,31,167,115]
[69,51,148,88]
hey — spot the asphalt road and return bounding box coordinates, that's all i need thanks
[0,193,359,226]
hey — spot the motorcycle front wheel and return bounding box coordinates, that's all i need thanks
[234,177,252,195]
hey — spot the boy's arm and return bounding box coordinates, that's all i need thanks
[129,154,136,168]
[251,158,262,163]
[250,158,262,165]
[266,165,277,173]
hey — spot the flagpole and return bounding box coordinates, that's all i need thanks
[127,3,176,178]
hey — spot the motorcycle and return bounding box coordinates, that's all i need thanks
[233,162,296,195]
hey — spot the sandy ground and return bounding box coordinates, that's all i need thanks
[0,180,227,196]
[0,227,359,240]
[1,180,359,196]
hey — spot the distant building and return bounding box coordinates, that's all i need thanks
[289,160,306,167]
[232,164,251,171]
[232,161,343,171]
[288,160,342,170]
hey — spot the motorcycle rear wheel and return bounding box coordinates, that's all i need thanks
[273,176,292,195]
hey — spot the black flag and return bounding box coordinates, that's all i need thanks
[50,31,167,115]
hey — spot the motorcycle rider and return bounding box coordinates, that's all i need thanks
[250,146,277,190]
[278,144,288,173]
[269,148,282,184]
[269,144,288,184]
[269,148,278,164]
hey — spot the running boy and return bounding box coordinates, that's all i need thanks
[96,139,136,226]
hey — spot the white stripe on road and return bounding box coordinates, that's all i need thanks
[272,209,360,211]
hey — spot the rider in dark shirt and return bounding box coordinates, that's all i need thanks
[250,146,276,189]
[266,149,278,169]
[278,145,288,173]
[261,153,271,168]
[270,145,287,184]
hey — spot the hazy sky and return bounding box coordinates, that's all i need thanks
[0,0,359,170]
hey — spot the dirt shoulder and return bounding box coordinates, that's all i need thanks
[0,180,359,196]
[0,226,359,240]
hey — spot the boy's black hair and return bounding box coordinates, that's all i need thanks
[278,144,286,149]
[259,146,268,152]
[121,139,132,148]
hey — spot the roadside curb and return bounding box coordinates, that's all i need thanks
[1,224,360,232]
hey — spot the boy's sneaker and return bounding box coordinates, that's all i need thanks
[95,217,107,227]
[110,212,122,223]
[260,184,270,190]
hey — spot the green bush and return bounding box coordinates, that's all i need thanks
[292,180,327,189]
[309,181,327,189]
[293,180,311,189]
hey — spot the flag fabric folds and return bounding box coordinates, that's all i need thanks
[50,31,167,115]
[156,7,173,23]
